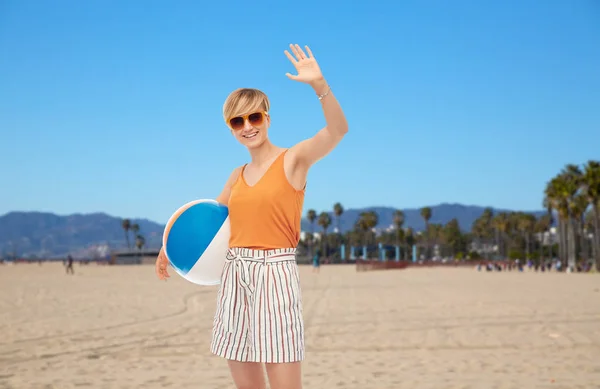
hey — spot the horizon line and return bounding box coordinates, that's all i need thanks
[0,202,548,223]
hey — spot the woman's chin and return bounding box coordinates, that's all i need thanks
[242,135,265,149]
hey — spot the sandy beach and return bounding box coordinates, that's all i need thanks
[1,262,599,389]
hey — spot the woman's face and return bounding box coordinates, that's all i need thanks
[229,111,270,149]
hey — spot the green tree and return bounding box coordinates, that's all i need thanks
[582,160,600,270]
[333,202,345,257]
[333,202,344,233]
[443,218,465,257]
[121,219,131,249]
[318,212,332,257]
[306,209,317,255]
[393,210,405,256]
[420,207,432,258]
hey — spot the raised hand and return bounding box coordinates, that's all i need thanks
[284,44,325,86]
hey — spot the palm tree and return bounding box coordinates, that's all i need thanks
[573,194,589,263]
[333,203,344,233]
[443,218,463,257]
[420,207,432,258]
[333,202,345,259]
[481,208,494,258]
[306,209,317,256]
[538,160,600,271]
[471,208,494,259]
[585,208,597,266]
[121,219,131,249]
[307,209,317,233]
[471,218,485,253]
[131,223,140,245]
[535,213,552,264]
[364,211,379,232]
[563,164,583,269]
[135,234,146,261]
[582,160,600,270]
[492,212,510,258]
[135,234,145,250]
[357,211,379,258]
[393,210,405,259]
[428,223,443,259]
[318,212,332,258]
[517,213,536,260]
[405,228,415,261]
[544,177,568,265]
[544,165,583,270]
[346,229,362,258]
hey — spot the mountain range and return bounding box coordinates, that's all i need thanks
[0,203,546,258]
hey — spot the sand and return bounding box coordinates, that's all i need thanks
[1,262,599,389]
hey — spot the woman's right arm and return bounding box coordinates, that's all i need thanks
[156,166,242,280]
[216,166,243,206]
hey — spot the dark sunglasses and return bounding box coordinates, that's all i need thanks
[228,111,267,131]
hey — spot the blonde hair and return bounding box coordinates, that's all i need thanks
[222,88,270,123]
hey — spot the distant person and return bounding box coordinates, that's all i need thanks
[65,254,74,275]
[312,250,322,273]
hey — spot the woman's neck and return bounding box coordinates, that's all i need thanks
[248,140,283,165]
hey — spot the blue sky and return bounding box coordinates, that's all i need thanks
[1,0,599,224]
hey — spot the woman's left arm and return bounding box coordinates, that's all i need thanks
[285,44,349,169]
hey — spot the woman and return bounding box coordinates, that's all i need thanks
[155,43,348,389]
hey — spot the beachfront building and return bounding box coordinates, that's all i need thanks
[110,248,160,265]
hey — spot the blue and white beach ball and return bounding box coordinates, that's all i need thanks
[162,199,230,285]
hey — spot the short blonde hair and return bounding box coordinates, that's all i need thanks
[222,88,270,123]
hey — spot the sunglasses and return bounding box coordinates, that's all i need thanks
[228,111,267,131]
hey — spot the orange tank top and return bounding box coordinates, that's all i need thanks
[228,150,305,250]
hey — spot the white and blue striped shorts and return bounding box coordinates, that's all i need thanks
[210,247,305,363]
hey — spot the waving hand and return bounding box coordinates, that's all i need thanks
[284,44,325,85]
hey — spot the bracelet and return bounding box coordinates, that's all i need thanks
[317,85,331,101]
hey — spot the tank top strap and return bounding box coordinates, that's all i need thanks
[229,164,246,189]
[261,149,288,186]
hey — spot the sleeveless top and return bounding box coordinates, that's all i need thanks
[228,150,305,250]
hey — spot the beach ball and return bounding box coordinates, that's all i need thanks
[162,199,230,285]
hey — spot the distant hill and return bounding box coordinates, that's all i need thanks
[0,204,545,257]
[300,203,546,233]
[0,211,164,258]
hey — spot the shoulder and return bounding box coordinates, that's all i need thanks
[226,165,244,186]
[216,165,245,205]
[231,165,245,178]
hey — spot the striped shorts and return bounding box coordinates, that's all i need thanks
[210,247,305,363]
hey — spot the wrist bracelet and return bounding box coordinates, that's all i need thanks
[317,85,331,101]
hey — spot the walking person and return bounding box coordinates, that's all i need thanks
[312,250,321,273]
[156,43,348,388]
[65,254,74,275]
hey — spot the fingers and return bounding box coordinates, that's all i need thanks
[160,265,170,279]
[155,256,170,281]
[284,49,297,64]
[304,45,314,58]
[157,268,170,281]
[285,43,313,62]
[292,44,305,59]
